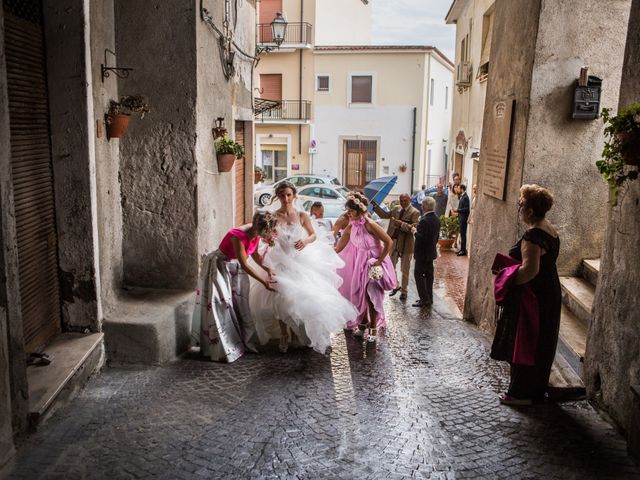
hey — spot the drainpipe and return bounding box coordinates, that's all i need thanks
[410,106,417,193]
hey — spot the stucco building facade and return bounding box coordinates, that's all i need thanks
[0,0,255,465]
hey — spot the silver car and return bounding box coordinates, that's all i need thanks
[254,174,341,206]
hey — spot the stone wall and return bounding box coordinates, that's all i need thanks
[585,0,640,437]
[195,0,255,256]
[522,0,630,274]
[465,0,630,328]
[115,0,199,289]
[43,0,102,330]
[90,0,122,313]
[463,0,541,329]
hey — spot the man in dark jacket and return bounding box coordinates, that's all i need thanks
[412,197,440,307]
[454,184,470,256]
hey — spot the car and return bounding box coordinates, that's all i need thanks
[301,198,385,229]
[254,175,341,206]
[296,184,350,203]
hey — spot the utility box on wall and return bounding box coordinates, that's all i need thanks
[572,75,602,120]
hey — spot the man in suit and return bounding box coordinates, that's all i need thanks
[412,197,440,307]
[454,184,470,256]
[372,193,420,300]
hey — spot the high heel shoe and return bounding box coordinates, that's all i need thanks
[353,323,368,338]
[279,331,290,353]
[367,328,377,343]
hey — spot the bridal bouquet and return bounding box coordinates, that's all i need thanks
[368,264,383,281]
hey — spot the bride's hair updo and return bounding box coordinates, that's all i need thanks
[345,191,369,213]
[274,180,297,198]
[252,211,278,237]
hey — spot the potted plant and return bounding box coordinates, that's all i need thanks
[399,163,408,173]
[106,95,150,139]
[596,103,640,205]
[215,136,244,172]
[438,215,459,249]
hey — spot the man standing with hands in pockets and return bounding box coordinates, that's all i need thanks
[412,197,440,307]
[372,193,420,300]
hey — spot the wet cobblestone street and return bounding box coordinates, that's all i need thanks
[4,282,639,479]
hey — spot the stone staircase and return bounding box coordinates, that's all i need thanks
[550,258,599,390]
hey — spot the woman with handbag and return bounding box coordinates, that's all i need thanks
[336,191,397,343]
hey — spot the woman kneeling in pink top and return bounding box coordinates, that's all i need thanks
[192,211,278,363]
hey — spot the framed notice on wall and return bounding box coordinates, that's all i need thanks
[481,99,515,200]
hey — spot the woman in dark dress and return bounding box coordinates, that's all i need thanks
[500,184,561,405]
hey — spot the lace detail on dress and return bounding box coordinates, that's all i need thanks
[523,228,558,253]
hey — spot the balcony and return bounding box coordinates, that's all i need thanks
[257,22,313,50]
[254,99,312,124]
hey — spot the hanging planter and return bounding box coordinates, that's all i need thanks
[399,163,408,173]
[596,104,640,206]
[106,95,150,139]
[214,136,244,173]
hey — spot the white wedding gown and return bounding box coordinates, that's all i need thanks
[250,218,357,354]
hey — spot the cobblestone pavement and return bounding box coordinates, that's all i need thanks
[434,249,469,313]
[4,288,639,479]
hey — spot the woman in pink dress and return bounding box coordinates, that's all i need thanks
[336,191,397,342]
[192,211,278,363]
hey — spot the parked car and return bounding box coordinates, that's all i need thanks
[297,184,350,203]
[302,198,385,228]
[254,174,341,206]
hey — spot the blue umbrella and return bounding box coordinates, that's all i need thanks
[363,176,397,212]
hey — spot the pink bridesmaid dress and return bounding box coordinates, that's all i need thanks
[337,217,398,329]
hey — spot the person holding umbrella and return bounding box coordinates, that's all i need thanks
[371,193,420,300]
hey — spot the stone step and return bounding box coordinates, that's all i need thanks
[103,288,194,365]
[559,276,594,326]
[27,332,104,427]
[558,305,587,362]
[582,258,600,288]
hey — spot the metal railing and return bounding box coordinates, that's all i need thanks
[255,100,312,122]
[257,22,312,46]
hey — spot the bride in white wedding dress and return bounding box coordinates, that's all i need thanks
[250,181,357,354]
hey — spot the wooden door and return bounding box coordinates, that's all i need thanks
[4,0,62,353]
[344,140,377,190]
[234,121,246,226]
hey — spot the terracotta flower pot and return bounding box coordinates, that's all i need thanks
[616,132,640,166]
[438,238,455,250]
[217,153,236,173]
[107,114,130,139]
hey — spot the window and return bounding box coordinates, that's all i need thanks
[300,187,322,198]
[479,7,494,80]
[445,86,449,109]
[321,188,339,199]
[261,147,287,182]
[259,74,282,100]
[316,75,330,92]
[351,75,373,104]
[330,178,340,185]
[430,79,435,106]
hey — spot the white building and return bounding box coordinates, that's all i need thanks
[312,46,454,194]
[445,0,496,187]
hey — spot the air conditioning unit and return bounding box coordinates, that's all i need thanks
[456,61,472,86]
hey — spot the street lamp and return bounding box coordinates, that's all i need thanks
[271,12,287,46]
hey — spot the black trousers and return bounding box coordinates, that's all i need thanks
[459,216,468,252]
[414,259,434,304]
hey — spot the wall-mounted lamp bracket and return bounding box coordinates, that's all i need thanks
[101,48,133,83]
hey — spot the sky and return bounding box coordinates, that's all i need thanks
[371,0,456,61]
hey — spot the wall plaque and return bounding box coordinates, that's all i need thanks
[481,99,515,200]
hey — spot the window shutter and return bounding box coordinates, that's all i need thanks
[260,74,282,100]
[317,76,329,92]
[259,0,282,24]
[351,76,372,103]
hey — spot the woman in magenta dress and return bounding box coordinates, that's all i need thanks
[336,192,396,342]
[192,211,278,362]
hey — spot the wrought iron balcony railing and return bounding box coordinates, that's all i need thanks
[257,22,312,47]
[255,100,312,122]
